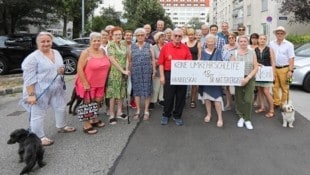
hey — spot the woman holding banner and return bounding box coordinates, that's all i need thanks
[198,34,224,128]
[230,35,258,130]
[254,34,275,118]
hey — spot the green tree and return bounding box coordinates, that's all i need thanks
[0,0,57,34]
[122,0,173,30]
[187,17,204,29]
[89,7,122,32]
[280,0,310,23]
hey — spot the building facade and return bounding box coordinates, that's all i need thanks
[159,0,210,27]
[210,0,310,40]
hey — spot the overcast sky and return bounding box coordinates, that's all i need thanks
[94,0,124,16]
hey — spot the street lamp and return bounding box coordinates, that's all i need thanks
[81,0,84,37]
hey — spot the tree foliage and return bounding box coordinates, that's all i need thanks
[280,0,310,23]
[88,7,122,33]
[187,17,205,29]
[0,0,100,37]
[0,0,57,34]
[122,0,173,30]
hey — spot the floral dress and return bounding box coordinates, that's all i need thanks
[131,42,153,97]
[106,41,127,99]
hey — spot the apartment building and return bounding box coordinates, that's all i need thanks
[210,0,310,40]
[159,0,210,27]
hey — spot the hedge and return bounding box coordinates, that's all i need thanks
[286,34,310,45]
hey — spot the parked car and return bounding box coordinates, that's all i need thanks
[292,42,310,92]
[73,37,90,45]
[0,34,87,75]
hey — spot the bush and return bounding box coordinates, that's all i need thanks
[286,34,310,45]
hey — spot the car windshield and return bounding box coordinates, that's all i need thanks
[295,43,310,57]
[0,36,8,47]
[53,36,78,46]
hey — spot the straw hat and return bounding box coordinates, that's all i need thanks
[273,26,286,34]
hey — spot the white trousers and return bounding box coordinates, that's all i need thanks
[151,77,164,103]
[30,98,66,138]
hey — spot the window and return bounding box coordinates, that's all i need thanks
[261,23,267,35]
[247,5,251,16]
[247,25,251,34]
[261,0,268,11]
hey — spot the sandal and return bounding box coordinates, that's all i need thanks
[109,117,117,125]
[204,115,211,123]
[133,113,140,120]
[255,108,265,113]
[190,101,196,108]
[83,127,97,135]
[41,137,54,146]
[116,113,128,120]
[143,112,150,121]
[91,120,105,128]
[265,111,275,118]
[57,126,76,133]
[217,120,223,128]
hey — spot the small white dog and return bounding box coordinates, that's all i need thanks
[281,101,295,128]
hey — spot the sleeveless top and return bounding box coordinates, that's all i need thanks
[255,46,271,66]
[235,49,254,76]
[76,50,110,88]
[187,41,199,60]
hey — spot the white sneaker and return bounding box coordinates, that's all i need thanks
[237,118,245,128]
[245,121,253,130]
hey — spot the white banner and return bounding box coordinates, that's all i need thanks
[171,60,245,86]
[255,66,274,81]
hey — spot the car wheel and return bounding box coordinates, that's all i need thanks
[0,57,9,75]
[63,56,77,75]
[302,73,310,92]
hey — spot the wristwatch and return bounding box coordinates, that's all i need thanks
[28,92,35,96]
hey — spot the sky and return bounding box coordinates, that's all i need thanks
[94,0,124,16]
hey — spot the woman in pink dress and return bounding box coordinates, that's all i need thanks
[75,32,111,134]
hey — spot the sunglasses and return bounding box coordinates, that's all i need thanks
[238,29,245,31]
[174,35,182,38]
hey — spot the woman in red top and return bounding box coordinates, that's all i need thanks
[75,32,111,134]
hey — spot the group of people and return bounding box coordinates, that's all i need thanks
[20,20,294,146]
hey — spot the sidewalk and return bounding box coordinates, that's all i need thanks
[0,74,23,95]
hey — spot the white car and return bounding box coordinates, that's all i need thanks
[292,43,310,92]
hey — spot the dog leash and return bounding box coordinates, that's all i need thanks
[27,74,59,131]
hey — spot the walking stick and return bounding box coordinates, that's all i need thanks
[123,74,130,124]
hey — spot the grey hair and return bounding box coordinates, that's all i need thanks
[89,32,101,41]
[164,28,172,33]
[134,28,146,35]
[36,31,54,45]
[205,34,217,41]
[173,28,183,34]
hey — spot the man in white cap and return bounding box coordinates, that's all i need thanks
[269,26,295,109]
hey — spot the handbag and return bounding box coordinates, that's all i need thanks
[77,91,99,121]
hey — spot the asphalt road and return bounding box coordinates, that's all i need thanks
[0,75,309,175]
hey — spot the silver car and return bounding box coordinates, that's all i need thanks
[292,43,310,92]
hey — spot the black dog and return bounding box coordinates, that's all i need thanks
[7,129,46,175]
[67,88,83,115]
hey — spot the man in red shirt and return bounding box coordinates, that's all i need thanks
[158,28,192,126]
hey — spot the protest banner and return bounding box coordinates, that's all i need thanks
[171,60,244,86]
[255,66,274,81]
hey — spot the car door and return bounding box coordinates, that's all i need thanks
[2,35,36,69]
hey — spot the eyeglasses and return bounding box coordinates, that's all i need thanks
[136,34,145,37]
[238,29,245,31]
[174,35,182,38]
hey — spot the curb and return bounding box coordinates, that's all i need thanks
[0,86,23,96]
